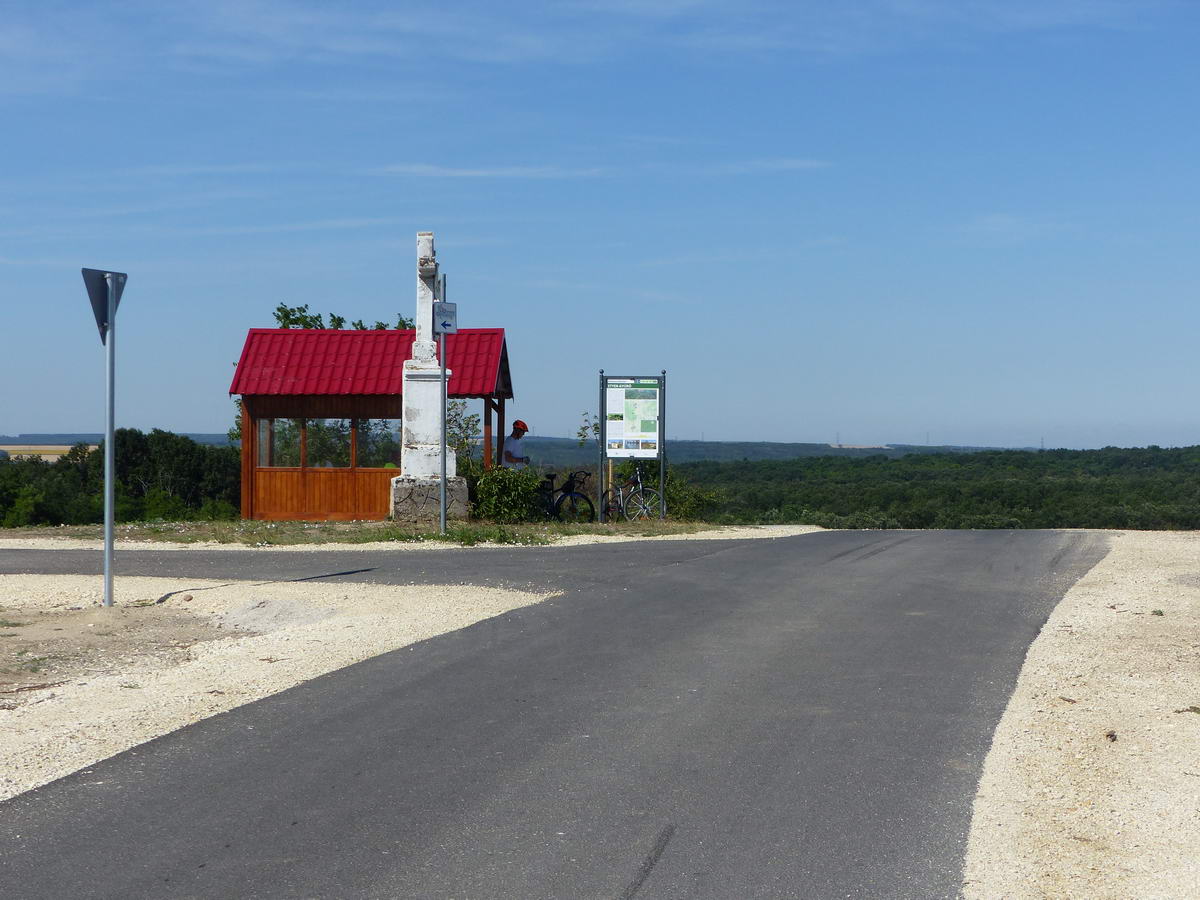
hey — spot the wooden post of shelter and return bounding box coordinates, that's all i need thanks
[483,398,496,469]
[240,402,254,519]
[496,398,506,467]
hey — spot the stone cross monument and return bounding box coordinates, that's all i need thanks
[391,231,468,520]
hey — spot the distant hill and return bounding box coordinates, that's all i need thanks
[516,437,1027,470]
[0,433,1026,464]
[0,433,233,447]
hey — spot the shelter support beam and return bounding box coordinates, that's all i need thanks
[496,398,506,466]
[241,403,254,519]
[483,398,497,469]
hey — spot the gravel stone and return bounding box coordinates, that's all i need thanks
[963,531,1200,897]
[0,574,554,801]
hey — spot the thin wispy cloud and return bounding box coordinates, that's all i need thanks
[372,159,828,179]
[702,158,830,175]
[619,133,712,147]
[372,163,609,179]
[165,1,605,68]
[119,163,292,177]
[187,216,410,236]
[888,0,1161,33]
[0,255,81,267]
[639,237,843,268]
[0,215,417,241]
[959,212,1074,244]
[249,85,459,104]
[4,0,1165,97]
[58,191,267,220]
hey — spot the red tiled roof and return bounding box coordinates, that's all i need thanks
[229,328,512,399]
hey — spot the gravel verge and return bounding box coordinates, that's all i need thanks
[0,524,822,552]
[963,531,1200,897]
[0,574,554,801]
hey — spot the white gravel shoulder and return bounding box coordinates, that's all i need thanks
[0,575,554,801]
[0,524,822,553]
[963,530,1200,898]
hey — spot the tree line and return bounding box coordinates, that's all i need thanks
[4,439,1199,529]
[0,430,240,526]
[677,446,1200,529]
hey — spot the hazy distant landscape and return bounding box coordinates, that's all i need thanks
[518,436,1034,469]
[3,429,1197,531]
[0,432,1030,468]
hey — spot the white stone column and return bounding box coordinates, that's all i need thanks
[392,231,468,521]
[401,231,455,478]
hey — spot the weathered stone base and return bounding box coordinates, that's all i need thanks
[390,476,469,523]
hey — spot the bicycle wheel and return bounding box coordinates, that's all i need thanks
[555,492,595,523]
[600,489,623,522]
[623,488,661,520]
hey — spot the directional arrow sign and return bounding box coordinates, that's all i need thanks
[433,301,458,334]
[82,268,127,344]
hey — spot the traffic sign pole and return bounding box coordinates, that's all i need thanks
[435,283,454,535]
[103,274,116,606]
[440,329,447,536]
[83,268,126,609]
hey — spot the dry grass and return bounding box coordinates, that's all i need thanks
[0,518,713,547]
[0,445,95,461]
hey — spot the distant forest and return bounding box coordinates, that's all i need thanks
[4,432,1200,530]
[678,446,1200,529]
[0,434,1013,462]
[514,437,1014,469]
[0,430,239,526]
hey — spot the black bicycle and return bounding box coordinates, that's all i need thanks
[540,470,596,523]
[601,463,662,521]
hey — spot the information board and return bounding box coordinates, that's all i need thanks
[604,376,661,459]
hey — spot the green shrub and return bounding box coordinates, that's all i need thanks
[143,488,193,521]
[472,467,544,522]
[2,485,42,527]
[663,466,723,520]
[197,498,239,521]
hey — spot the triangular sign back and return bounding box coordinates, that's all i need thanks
[82,268,127,344]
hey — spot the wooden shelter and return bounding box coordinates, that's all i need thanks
[230,328,513,520]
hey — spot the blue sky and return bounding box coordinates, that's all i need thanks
[2,0,1198,448]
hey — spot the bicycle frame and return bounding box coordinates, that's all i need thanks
[603,463,651,521]
[541,470,595,521]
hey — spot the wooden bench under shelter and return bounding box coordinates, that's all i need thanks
[230,328,513,521]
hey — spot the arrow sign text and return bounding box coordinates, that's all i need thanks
[433,301,458,334]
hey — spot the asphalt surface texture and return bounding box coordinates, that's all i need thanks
[0,529,1108,899]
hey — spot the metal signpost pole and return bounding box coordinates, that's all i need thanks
[438,274,448,536]
[440,330,447,535]
[83,268,126,609]
[103,275,117,606]
[659,370,667,520]
[432,287,456,536]
[598,370,606,523]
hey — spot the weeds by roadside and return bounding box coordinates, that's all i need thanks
[0,518,715,547]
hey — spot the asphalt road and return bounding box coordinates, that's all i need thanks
[0,530,1107,899]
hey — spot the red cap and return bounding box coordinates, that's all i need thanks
[512,419,529,432]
